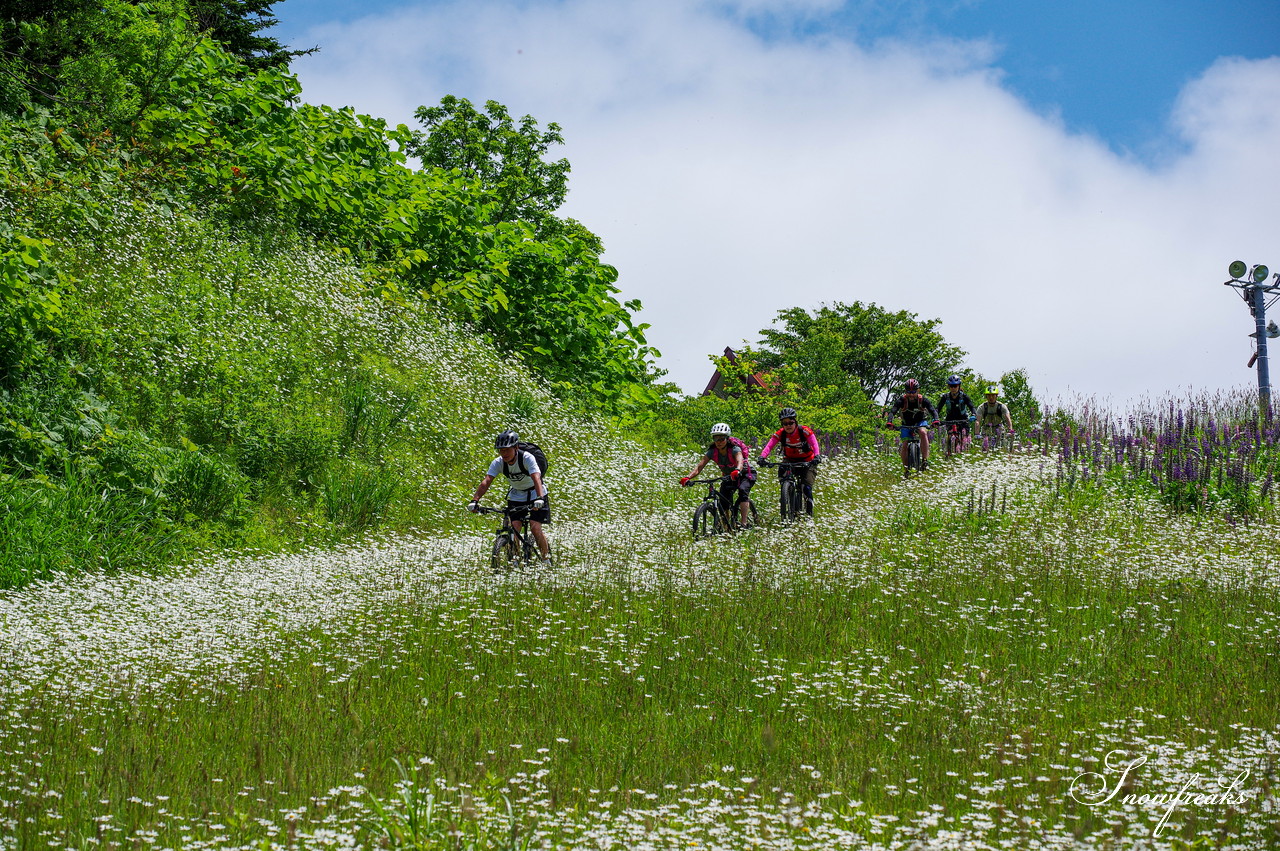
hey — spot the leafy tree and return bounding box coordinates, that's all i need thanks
[998,368,1042,432]
[0,0,303,123]
[401,95,657,409]
[0,0,199,127]
[752,301,965,408]
[407,96,571,231]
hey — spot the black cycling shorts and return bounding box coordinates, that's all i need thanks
[508,494,551,523]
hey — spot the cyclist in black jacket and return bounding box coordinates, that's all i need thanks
[936,375,977,451]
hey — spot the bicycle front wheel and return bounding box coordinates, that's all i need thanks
[491,534,519,572]
[780,479,797,521]
[906,441,921,478]
[692,502,722,538]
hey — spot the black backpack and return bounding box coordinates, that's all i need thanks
[513,441,549,477]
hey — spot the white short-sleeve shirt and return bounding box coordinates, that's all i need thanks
[487,451,546,502]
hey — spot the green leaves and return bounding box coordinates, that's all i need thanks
[9,20,658,415]
[0,224,64,377]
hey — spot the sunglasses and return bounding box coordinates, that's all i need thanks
[782,420,797,426]
[712,435,728,441]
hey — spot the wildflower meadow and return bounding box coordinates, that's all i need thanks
[2,15,1277,847]
[2,379,1277,849]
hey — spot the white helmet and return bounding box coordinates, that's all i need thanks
[710,422,732,436]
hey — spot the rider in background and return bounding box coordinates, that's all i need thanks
[975,387,1014,442]
[885,379,939,471]
[468,430,551,566]
[936,375,977,450]
[680,422,756,527]
[758,407,821,516]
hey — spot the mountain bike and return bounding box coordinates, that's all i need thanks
[471,503,538,572]
[886,422,927,479]
[759,458,820,520]
[940,420,972,457]
[687,475,759,538]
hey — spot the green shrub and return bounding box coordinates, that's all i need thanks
[321,458,404,532]
[166,449,247,523]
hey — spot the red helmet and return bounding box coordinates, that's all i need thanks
[904,379,919,392]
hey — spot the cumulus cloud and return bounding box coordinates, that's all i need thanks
[286,0,1280,401]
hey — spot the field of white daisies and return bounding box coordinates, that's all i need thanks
[2,232,1278,850]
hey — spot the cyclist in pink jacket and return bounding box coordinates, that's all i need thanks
[758,407,822,516]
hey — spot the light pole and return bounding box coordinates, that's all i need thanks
[1225,260,1280,417]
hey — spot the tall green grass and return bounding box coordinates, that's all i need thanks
[3,445,1277,848]
[0,470,179,585]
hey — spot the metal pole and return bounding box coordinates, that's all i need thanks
[1252,285,1272,416]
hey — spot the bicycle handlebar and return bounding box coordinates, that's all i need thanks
[470,503,535,518]
[758,458,820,468]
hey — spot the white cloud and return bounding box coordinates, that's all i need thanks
[286,0,1280,402]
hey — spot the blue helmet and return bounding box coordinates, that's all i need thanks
[947,375,962,386]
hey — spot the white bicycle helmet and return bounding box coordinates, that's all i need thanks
[710,422,732,436]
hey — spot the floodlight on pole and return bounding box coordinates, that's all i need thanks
[1224,260,1279,417]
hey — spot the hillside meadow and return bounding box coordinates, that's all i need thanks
[2,398,1277,849]
[4,10,1278,848]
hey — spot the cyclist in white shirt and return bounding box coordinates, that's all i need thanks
[467,430,550,565]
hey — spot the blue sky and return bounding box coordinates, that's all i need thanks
[814,0,1279,156]
[273,0,1280,160]
[267,0,1280,402]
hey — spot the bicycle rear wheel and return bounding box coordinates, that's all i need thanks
[692,502,722,538]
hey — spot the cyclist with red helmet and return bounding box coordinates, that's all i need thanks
[758,407,822,516]
[886,379,939,471]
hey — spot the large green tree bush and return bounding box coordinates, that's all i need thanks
[752,301,965,408]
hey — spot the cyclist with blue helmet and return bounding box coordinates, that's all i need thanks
[936,375,977,454]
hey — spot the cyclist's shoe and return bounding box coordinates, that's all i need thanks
[540,557,553,569]
[921,460,930,471]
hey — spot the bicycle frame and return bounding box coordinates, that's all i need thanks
[886,422,927,478]
[941,420,970,455]
[687,474,757,537]
[472,503,537,570]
